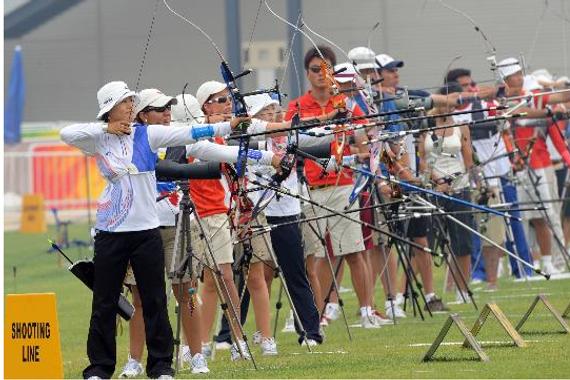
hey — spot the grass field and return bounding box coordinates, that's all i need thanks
[4,223,570,378]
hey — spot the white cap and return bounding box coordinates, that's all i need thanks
[196,81,227,108]
[134,88,177,115]
[531,68,553,83]
[171,94,205,124]
[334,62,358,83]
[245,93,279,117]
[497,57,522,79]
[375,53,404,70]
[523,75,542,91]
[348,46,378,70]
[96,81,139,120]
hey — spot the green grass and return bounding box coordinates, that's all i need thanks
[4,224,570,378]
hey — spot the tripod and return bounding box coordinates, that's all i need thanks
[169,182,256,371]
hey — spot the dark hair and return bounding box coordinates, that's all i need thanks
[445,68,471,85]
[101,112,110,122]
[304,45,336,71]
[439,81,463,95]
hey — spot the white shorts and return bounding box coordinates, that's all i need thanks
[302,185,365,257]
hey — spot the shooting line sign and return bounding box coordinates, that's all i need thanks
[4,293,63,379]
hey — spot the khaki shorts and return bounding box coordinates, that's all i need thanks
[476,187,506,247]
[302,185,365,257]
[124,226,195,285]
[191,213,234,267]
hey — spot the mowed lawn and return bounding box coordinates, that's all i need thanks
[4,223,570,378]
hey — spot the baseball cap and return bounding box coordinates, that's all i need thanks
[96,81,139,120]
[245,93,279,117]
[196,81,227,108]
[348,47,379,71]
[497,58,522,79]
[375,54,404,70]
[135,88,177,115]
[334,62,358,83]
[171,94,205,124]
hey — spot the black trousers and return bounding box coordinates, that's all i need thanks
[83,228,174,379]
[266,215,323,344]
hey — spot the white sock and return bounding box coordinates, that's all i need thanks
[360,306,368,317]
[542,255,552,266]
[366,305,374,316]
[425,292,435,302]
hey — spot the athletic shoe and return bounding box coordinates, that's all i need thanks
[360,315,381,328]
[424,296,449,312]
[319,316,329,327]
[215,341,232,350]
[191,352,210,374]
[260,337,278,356]
[119,356,143,378]
[87,377,101,380]
[230,340,251,361]
[201,342,212,358]
[178,344,191,369]
[323,303,340,321]
[252,330,262,345]
[157,375,173,380]
[301,338,319,347]
[282,311,295,333]
[371,312,392,326]
[385,301,406,319]
[542,261,561,275]
[394,293,405,305]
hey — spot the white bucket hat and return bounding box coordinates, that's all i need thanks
[171,94,205,124]
[497,58,522,79]
[96,81,139,120]
[244,93,279,117]
[134,88,177,115]
[348,47,378,71]
[196,81,227,108]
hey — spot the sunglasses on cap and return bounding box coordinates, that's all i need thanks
[144,104,172,113]
[308,66,322,74]
[207,95,230,104]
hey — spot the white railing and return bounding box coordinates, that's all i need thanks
[4,142,101,230]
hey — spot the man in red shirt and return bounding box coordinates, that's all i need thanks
[498,57,570,274]
[285,46,385,328]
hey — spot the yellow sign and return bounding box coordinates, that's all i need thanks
[20,194,47,233]
[4,293,63,379]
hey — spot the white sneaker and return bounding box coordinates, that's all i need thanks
[300,338,319,347]
[157,375,173,380]
[319,316,329,326]
[119,356,143,378]
[371,312,392,326]
[542,261,561,275]
[191,352,210,374]
[178,344,191,369]
[201,342,212,358]
[252,330,262,345]
[230,340,251,361]
[385,301,406,319]
[87,377,102,380]
[215,341,232,350]
[323,303,340,321]
[260,337,278,356]
[282,311,295,333]
[360,315,381,329]
[395,293,405,306]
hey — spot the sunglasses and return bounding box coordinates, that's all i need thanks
[145,104,171,113]
[207,95,230,104]
[308,66,322,74]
